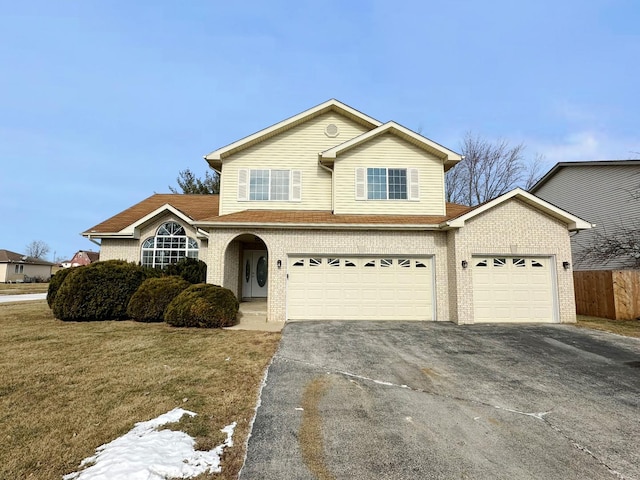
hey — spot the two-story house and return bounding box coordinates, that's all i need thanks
[530,160,640,270]
[83,100,591,324]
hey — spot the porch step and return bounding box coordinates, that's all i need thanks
[226,299,282,332]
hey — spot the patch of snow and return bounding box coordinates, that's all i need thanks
[63,408,236,480]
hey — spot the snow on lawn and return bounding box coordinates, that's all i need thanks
[64,408,236,480]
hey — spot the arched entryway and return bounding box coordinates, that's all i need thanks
[223,233,269,301]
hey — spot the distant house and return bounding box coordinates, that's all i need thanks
[0,249,54,283]
[69,250,99,267]
[530,160,640,270]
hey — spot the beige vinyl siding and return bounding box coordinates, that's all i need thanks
[0,264,7,282]
[533,165,640,270]
[219,112,369,215]
[333,133,446,215]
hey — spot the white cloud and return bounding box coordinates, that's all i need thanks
[529,130,640,164]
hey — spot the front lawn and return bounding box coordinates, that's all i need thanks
[576,314,640,338]
[0,301,280,479]
[0,282,49,295]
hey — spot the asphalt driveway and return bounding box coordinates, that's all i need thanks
[241,322,640,480]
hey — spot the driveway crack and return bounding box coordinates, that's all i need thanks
[275,354,630,479]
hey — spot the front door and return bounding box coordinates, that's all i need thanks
[242,250,268,299]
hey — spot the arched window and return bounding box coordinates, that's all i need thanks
[141,221,198,268]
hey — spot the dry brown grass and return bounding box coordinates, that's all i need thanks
[299,376,335,480]
[0,301,280,480]
[0,283,49,295]
[576,314,640,338]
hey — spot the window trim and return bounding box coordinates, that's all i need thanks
[140,221,199,269]
[355,167,419,201]
[238,168,302,202]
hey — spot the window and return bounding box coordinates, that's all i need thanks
[493,258,507,267]
[328,258,340,267]
[366,168,407,199]
[380,258,393,267]
[513,258,526,268]
[239,169,301,201]
[398,259,411,268]
[531,260,544,268]
[141,221,198,268]
[309,258,322,267]
[14,264,23,274]
[356,167,418,201]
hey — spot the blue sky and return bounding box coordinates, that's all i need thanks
[1,0,638,261]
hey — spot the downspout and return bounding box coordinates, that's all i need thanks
[85,234,101,247]
[318,158,335,212]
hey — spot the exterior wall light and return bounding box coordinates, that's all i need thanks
[277,259,282,269]
[461,260,468,269]
[563,261,570,270]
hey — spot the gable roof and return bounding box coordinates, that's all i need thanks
[320,121,463,170]
[0,249,54,266]
[530,159,640,193]
[194,203,472,230]
[83,194,219,237]
[204,99,382,169]
[442,188,593,231]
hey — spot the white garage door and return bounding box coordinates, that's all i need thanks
[472,257,556,323]
[287,256,434,321]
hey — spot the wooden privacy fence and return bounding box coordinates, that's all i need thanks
[573,270,640,320]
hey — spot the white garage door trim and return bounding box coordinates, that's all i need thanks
[286,255,435,321]
[472,255,558,323]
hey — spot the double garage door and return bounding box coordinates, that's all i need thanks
[472,256,556,323]
[287,256,434,321]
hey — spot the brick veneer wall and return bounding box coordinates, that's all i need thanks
[450,198,576,324]
[206,228,450,323]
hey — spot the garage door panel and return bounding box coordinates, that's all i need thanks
[472,256,555,323]
[287,256,433,321]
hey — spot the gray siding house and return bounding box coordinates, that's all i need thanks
[530,160,640,270]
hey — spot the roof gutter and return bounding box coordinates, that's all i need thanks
[193,221,444,231]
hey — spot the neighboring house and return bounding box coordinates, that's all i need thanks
[530,160,640,270]
[83,99,591,324]
[69,250,100,267]
[0,249,54,283]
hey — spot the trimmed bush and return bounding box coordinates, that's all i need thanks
[127,276,190,323]
[52,260,150,321]
[47,268,73,308]
[164,257,207,284]
[165,284,239,328]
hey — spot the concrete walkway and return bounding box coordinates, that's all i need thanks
[0,293,47,303]
[225,299,284,332]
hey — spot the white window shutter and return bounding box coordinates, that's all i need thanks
[291,170,302,201]
[355,167,366,200]
[409,168,420,201]
[238,169,248,201]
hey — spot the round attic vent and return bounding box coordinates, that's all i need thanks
[325,123,339,137]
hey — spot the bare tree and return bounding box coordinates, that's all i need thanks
[579,226,640,268]
[446,133,543,205]
[169,168,220,194]
[579,182,640,268]
[25,240,50,259]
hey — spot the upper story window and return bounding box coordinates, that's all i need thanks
[141,221,198,268]
[238,169,301,201]
[355,167,419,201]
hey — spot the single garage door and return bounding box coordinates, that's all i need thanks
[287,256,434,321]
[472,256,556,323]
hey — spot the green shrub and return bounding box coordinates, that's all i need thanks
[165,284,239,328]
[52,260,150,321]
[127,276,190,323]
[164,257,207,284]
[47,268,73,308]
